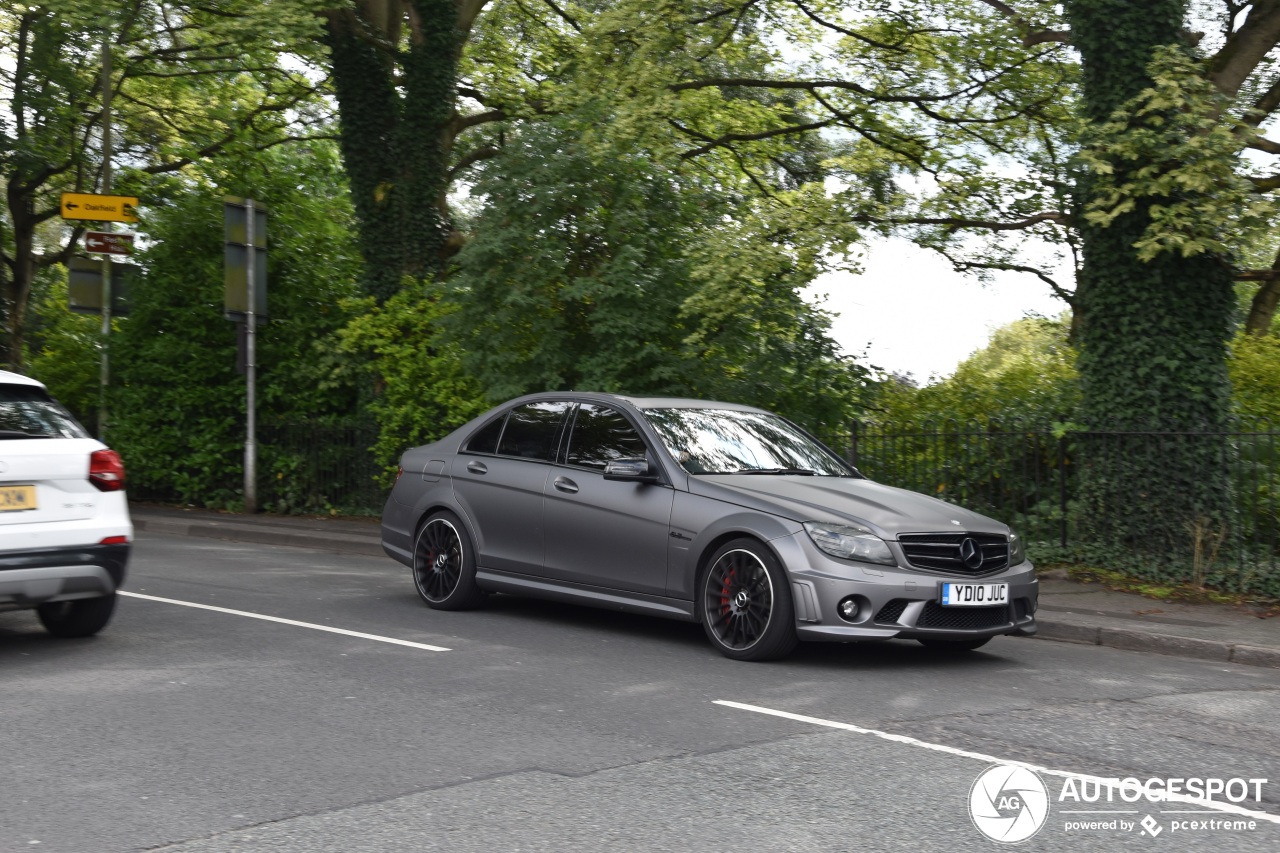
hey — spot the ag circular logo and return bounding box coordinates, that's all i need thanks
[968,764,1050,844]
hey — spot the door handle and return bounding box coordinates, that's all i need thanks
[553,476,578,494]
[467,461,488,474]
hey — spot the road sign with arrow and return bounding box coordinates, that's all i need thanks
[60,192,139,223]
[85,231,134,255]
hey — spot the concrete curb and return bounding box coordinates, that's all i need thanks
[132,517,384,558]
[1032,617,1279,669]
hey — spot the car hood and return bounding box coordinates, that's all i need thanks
[689,475,1009,538]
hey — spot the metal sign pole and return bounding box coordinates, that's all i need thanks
[98,31,113,440]
[244,198,258,513]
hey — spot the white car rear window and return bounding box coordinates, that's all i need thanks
[0,385,89,439]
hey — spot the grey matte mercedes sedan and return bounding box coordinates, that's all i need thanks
[381,393,1039,661]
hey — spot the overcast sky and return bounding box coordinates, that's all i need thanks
[806,237,1070,383]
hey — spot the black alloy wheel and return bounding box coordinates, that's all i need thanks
[413,511,485,610]
[700,538,798,661]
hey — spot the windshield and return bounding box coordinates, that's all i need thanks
[642,408,854,476]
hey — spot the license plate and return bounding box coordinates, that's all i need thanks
[941,582,1008,607]
[0,485,37,512]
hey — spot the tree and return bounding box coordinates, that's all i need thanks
[874,314,1079,427]
[0,1,329,370]
[321,0,580,299]
[586,0,1280,565]
[441,112,872,433]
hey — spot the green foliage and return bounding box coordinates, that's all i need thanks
[336,285,488,477]
[0,1,330,366]
[1230,333,1280,424]
[444,119,700,400]
[26,272,103,431]
[443,115,872,433]
[106,142,364,509]
[1078,46,1274,262]
[875,315,1079,426]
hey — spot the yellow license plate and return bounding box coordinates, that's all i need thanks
[0,485,38,512]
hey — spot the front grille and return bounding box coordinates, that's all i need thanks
[874,599,909,624]
[917,601,1011,630]
[897,532,1009,576]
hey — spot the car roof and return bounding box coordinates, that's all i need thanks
[0,370,46,389]
[517,391,770,413]
[611,395,769,413]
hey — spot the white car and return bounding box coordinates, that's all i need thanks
[0,371,131,637]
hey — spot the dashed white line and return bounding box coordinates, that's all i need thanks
[120,591,450,651]
[714,700,1280,825]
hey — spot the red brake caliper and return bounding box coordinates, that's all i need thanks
[720,567,736,619]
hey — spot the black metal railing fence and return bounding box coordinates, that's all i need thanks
[848,419,1280,596]
[259,422,387,516]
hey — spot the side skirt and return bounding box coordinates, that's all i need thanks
[475,569,697,623]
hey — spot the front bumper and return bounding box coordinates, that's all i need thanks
[774,531,1038,642]
[0,543,130,611]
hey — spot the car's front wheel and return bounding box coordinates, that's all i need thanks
[699,538,798,661]
[37,593,117,638]
[412,510,486,610]
[917,636,992,652]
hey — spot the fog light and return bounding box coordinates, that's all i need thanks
[838,596,862,623]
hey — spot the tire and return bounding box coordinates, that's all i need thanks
[699,538,798,661]
[917,636,992,652]
[37,593,117,638]
[412,510,486,610]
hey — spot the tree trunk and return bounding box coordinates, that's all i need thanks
[1065,0,1235,569]
[1244,249,1280,335]
[3,181,36,372]
[325,0,463,301]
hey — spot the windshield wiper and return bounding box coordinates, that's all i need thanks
[730,467,817,475]
[0,429,46,439]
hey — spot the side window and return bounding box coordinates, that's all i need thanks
[497,402,569,461]
[464,415,506,455]
[566,405,649,471]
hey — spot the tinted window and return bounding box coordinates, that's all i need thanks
[465,415,505,454]
[0,386,88,439]
[497,402,569,461]
[566,405,649,471]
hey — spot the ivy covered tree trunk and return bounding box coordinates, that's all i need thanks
[325,0,464,301]
[1065,0,1235,568]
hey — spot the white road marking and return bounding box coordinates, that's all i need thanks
[715,700,1280,825]
[120,591,450,651]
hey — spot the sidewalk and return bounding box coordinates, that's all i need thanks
[129,504,1280,669]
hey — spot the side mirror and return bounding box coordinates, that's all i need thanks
[603,457,659,483]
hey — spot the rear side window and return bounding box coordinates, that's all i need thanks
[464,415,506,454]
[566,405,648,471]
[497,402,569,461]
[0,385,89,439]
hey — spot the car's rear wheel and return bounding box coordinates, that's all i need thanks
[917,636,992,652]
[699,538,798,661]
[37,593,117,638]
[413,510,485,610]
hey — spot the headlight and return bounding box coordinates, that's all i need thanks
[1009,530,1026,565]
[804,521,896,566]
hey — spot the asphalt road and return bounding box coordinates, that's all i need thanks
[2,534,1278,853]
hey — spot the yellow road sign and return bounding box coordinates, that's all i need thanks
[60,192,139,223]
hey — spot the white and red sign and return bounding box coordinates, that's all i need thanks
[84,231,134,256]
